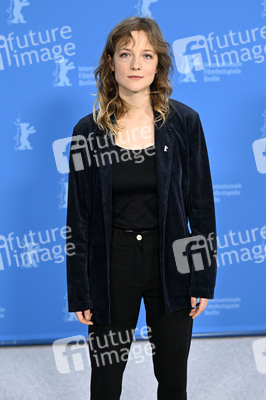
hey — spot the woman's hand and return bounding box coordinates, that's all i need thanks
[75,309,94,325]
[189,297,209,319]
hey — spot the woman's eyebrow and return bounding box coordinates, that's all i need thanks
[119,47,156,53]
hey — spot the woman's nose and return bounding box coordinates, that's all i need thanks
[130,57,141,70]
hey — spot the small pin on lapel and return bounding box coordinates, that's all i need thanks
[164,145,168,152]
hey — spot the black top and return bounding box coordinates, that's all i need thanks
[111,144,159,230]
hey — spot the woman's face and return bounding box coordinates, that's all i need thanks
[108,30,158,97]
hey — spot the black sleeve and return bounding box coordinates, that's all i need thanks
[66,126,94,312]
[187,113,217,299]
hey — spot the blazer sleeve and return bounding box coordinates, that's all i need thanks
[66,126,94,312]
[187,112,217,299]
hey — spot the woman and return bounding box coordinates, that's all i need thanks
[66,16,217,400]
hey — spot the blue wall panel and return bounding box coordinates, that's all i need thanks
[0,0,265,344]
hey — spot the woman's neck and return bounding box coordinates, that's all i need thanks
[119,90,153,119]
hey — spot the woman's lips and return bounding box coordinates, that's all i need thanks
[128,76,143,79]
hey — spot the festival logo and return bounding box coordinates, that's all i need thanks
[135,0,158,17]
[53,58,75,87]
[62,295,77,322]
[7,0,30,25]
[262,0,266,18]
[58,177,68,209]
[252,108,266,174]
[14,115,36,151]
[0,306,5,319]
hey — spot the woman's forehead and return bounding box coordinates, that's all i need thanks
[115,33,155,51]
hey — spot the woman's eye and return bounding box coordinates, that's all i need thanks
[119,53,153,59]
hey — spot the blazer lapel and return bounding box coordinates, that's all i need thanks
[96,106,175,248]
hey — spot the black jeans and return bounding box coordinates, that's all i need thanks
[88,225,193,400]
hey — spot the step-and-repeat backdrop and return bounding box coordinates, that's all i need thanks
[0,0,265,345]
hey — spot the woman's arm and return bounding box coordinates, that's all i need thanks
[66,126,94,315]
[187,112,217,300]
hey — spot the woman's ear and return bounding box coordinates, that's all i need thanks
[107,54,114,72]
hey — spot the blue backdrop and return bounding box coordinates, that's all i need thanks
[0,0,266,345]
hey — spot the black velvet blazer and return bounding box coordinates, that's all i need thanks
[66,98,217,324]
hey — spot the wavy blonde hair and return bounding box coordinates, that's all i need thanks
[92,16,174,136]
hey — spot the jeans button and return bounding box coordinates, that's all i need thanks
[136,234,142,241]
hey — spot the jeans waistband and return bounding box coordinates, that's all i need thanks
[112,225,158,233]
[111,225,159,243]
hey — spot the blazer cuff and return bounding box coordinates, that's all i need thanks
[68,300,94,313]
[188,287,215,299]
